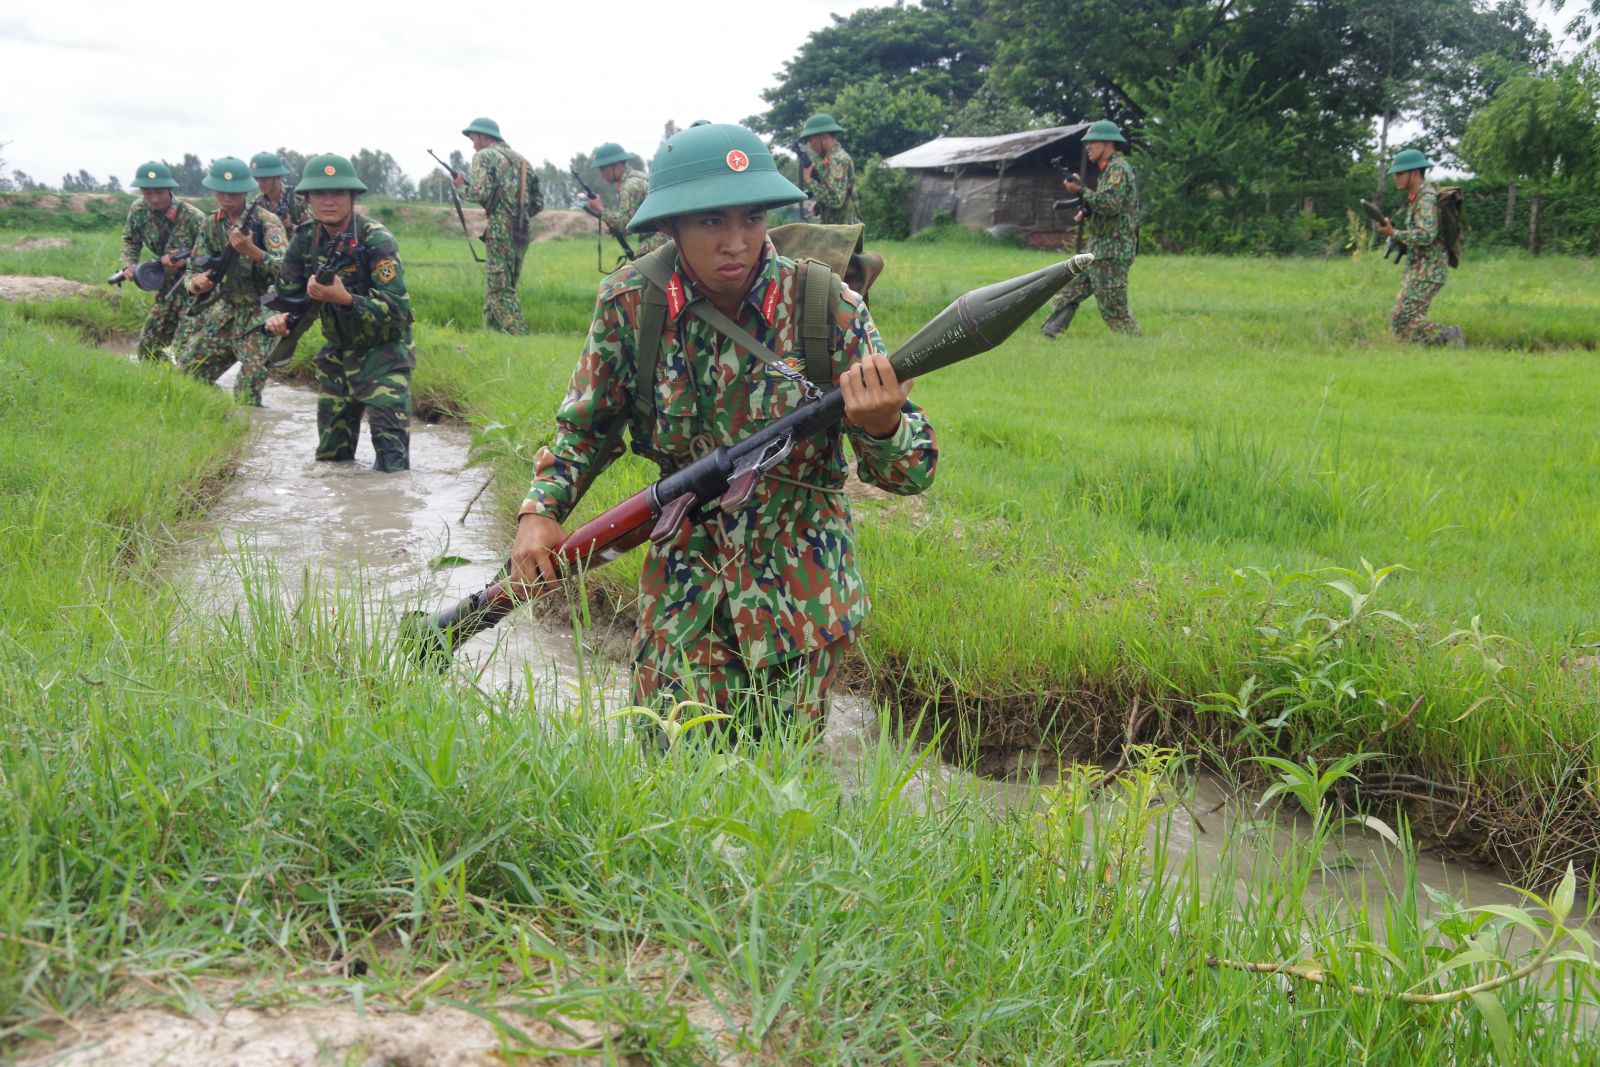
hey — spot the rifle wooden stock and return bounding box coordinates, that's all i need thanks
[406,254,1094,663]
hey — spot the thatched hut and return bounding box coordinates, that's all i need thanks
[883,124,1090,244]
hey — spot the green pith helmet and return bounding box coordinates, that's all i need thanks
[591,142,630,168]
[799,113,846,139]
[1083,119,1126,144]
[130,160,178,190]
[628,122,804,233]
[1386,148,1432,175]
[202,157,258,194]
[295,153,368,194]
[249,151,291,178]
[462,117,502,140]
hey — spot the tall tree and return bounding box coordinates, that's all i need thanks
[350,148,407,198]
[173,154,206,196]
[274,148,308,185]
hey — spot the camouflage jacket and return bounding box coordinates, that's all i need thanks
[120,198,206,268]
[462,142,543,240]
[267,188,312,239]
[185,203,288,304]
[1083,154,1139,261]
[1397,182,1449,285]
[522,240,938,668]
[804,146,862,226]
[603,170,665,254]
[274,215,413,354]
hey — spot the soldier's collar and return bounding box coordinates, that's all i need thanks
[666,239,781,326]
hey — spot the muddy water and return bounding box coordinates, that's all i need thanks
[188,372,1573,933]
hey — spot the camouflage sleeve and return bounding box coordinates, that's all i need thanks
[344,231,410,332]
[1084,162,1131,216]
[526,171,543,217]
[834,289,937,495]
[184,218,220,277]
[1398,187,1439,246]
[521,289,634,523]
[120,206,143,268]
[173,205,204,254]
[251,212,288,281]
[462,151,494,207]
[274,229,310,300]
[805,157,848,212]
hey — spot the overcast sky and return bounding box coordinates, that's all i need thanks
[0,0,880,188]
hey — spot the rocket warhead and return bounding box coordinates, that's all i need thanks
[888,253,1095,379]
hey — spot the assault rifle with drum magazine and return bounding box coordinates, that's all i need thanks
[571,167,637,270]
[188,195,269,315]
[403,252,1096,665]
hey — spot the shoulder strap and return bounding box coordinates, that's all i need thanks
[795,259,837,388]
[629,244,679,429]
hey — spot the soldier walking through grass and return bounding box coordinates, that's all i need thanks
[1041,120,1141,338]
[1375,149,1463,347]
[509,122,936,737]
[263,154,416,472]
[176,157,287,406]
[585,141,665,256]
[118,160,206,362]
[454,117,540,334]
[798,113,862,226]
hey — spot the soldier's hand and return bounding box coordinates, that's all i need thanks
[1063,177,1083,195]
[1074,209,1086,224]
[842,353,911,439]
[801,164,815,183]
[585,193,603,213]
[121,265,137,281]
[228,227,263,260]
[451,172,465,188]
[159,253,181,269]
[1376,219,1396,237]
[264,312,292,337]
[308,273,353,306]
[509,513,567,595]
[189,274,215,295]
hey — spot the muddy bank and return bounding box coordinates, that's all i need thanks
[0,274,92,300]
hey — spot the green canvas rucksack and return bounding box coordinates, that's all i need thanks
[1437,186,1465,269]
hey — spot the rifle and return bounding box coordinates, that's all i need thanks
[1358,200,1407,264]
[791,141,816,220]
[404,251,1097,664]
[188,196,269,316]
[257,231,354,367]
[427,148,485,263]
[571,167,636,268]
[1049,151,1095,253]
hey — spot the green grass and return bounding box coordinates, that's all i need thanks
[4,218,1600,1058]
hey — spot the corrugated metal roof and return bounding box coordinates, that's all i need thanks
[882,124,1089,169]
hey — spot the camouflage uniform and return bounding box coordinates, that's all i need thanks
[1045,153,1140,336]
[274,216,415,471]
[266,188,312,239]
[603,170,665,255]
[176,207,288,405]
[803,146,861,226]
[1389,182,1451,344]
[120,198,206,362]
[462,142,541,334]
[521,239,937,729]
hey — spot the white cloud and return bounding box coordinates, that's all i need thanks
[0,0,875,187]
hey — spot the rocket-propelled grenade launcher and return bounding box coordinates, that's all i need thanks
[405,252,1095,663]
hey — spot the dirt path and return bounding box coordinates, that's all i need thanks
[0,274,92,300]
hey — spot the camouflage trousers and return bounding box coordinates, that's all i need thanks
[1046,256,1140,336]
[174,298,272,405]
[135,281,190,362]
[313,341,413,472]
[483,235,530,335]
[632,628,851,744]
[1389,274,1448,344]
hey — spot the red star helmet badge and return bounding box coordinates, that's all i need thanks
[324,165,337,176]
[726,150,749,172]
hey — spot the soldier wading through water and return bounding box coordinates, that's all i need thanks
[509,122,937,738]
[264,154,416,473]
[118,160,206,362]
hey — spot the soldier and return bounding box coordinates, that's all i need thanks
[1041,119,1141,338]
[584,142,665,255]
[118,160,206,362]
[798,113,861,226]
[263,154,415,473]
[1375,149,1463,347]
[250,151,311,239]
[453,117,541,334]
[509,122,936,737]
[175,157,287,406]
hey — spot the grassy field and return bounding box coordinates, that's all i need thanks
[3,215,1600,1059]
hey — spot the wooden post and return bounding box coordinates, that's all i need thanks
[1528,191,1542,255]
[1504,178,1516,230]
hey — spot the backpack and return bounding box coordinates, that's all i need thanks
[1437,186,1465,268]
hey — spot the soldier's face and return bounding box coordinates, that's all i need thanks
[309,190,355,227]
[601,162,626,184]
[1086,141,1114,164]
[256,176,283,200]
[669,205,767,299]
[140,188,171,211]
[216,192,245,215]
[806,133,834,155]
